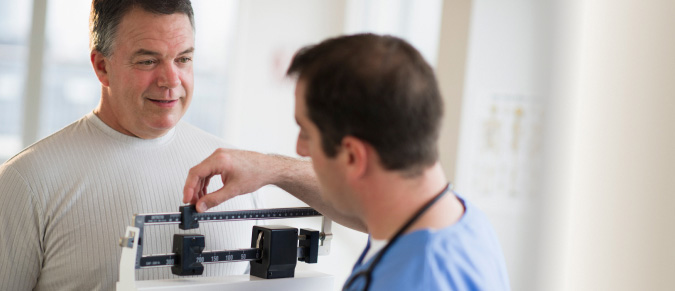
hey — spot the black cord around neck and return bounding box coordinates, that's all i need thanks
[343,183,452,290]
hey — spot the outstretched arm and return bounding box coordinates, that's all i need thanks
[183,148,367,232]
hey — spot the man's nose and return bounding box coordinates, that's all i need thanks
[296,137,309,157]
[157,62,181,89]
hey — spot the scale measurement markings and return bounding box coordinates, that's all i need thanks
[141,207,321,224]
[140,249,262,268]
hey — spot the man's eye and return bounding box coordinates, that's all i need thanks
[177,57,192,63]
[138,60,155,66]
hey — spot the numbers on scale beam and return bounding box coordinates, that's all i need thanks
[186,208,319,225]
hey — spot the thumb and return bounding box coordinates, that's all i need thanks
[195,186,240,212]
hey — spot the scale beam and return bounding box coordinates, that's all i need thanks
[139,249,261,268]
[117,205,333,291]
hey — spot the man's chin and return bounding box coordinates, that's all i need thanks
[150,123,177,134]
[151,113,183,128]
[140,119,180,138]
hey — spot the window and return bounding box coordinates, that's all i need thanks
[0,0,32,161]
[183,0,239,136]
[41,0,99,137]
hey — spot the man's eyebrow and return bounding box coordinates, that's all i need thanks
[131,47,195,58]
[131,49,161,58]
[179,47,195,55]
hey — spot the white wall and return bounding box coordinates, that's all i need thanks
[461,2,675,290]
[540,1,675,290]
[454,0,553,289]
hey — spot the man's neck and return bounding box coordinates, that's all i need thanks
[359,163,464,240]
[93,98,170,139]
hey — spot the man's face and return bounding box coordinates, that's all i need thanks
[294,79,351,212]
[96,8,194,139]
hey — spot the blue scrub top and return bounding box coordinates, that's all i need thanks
[343,195,510,291]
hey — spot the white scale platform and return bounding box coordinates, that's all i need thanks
[129,271,334,291]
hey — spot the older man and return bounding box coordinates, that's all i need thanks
[0,1,263,290]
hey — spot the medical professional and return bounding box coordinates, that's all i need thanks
[184,33,511,290]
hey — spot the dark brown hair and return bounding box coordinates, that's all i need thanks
[287,34,443,176]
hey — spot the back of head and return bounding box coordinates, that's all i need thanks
[287,34,444,177]
[90,0,194,57]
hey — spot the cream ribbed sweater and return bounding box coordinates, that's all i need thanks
[0,112,261,290]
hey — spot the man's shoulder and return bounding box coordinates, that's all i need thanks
[372,213,510,290]
[422,199,510,290]
[3,116,92,169]
[423,197,508,266]
[370,231,508,290]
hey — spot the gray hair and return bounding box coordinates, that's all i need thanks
[90,0,195,57]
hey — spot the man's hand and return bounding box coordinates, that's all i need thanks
[183,148,273,212]
[183,148,367,232]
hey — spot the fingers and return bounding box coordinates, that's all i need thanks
[184,175,213,205]
[196,178,211,205]
[183,152,226,203]
[187,178,204,205]
[183,170,201,204]
[183,148,268,213]
[196,186,238,212]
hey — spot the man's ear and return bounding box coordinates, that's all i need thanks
[340,136,369,180]
[91,50,110,87]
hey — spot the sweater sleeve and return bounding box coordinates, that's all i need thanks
[0,164,44,291]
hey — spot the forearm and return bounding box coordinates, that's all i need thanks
[267,154,367,232]
[184,149,367,232]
